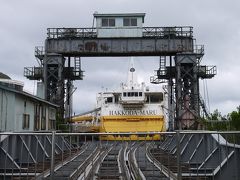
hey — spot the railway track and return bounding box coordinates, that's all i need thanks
[8,140,190,180]
[91,141,170,180]
[1,133,239,180]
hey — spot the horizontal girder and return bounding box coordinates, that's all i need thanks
[46,37,194,57]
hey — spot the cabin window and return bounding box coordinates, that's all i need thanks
[123,18,137,26]
[150,95,161,103]
[102,18,115,27]
[139,92,142,96]
[123,92,127,97]
[146,95,150,103]
[149,93,163,103]
[22,114,30,129]
[134,92,138,96]
[106,97,113,103]
[114,95,119,103]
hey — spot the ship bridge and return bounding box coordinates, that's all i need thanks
[120,58,146,108]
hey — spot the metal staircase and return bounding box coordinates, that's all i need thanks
[150,56,168,84]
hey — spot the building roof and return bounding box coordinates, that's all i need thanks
[93,13,145,22]
[0,72,11,79]
[0,84,58,107]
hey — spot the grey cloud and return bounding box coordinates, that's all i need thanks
[1,0,240,115]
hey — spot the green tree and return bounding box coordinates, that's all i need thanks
[210,109,222,120]
[229,106,240,130]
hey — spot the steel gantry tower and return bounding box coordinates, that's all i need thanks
[151,52,216,130]
[24,13,216,129]
[24,47,84,122]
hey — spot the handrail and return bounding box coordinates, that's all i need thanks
[47,26,193,39]
[1,131,240,136]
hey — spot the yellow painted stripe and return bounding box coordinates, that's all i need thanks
[72,116,93,122]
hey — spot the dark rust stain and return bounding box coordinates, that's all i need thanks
[78,44,84,51]
[85,42,98,52]
[100,43,110,51]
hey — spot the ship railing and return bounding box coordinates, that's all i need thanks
[0,131,240,180]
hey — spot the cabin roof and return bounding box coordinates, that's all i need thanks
[93,13,145,22]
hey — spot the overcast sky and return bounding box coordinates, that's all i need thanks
[0,0,240,116]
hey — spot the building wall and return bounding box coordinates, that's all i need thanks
[0,89,15,132]
[15,96,35,132]
[0,88,56,132]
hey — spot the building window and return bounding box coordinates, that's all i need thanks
[23,114,30,129]
[102,18,115,27]
[48,120,56,130]
[41,106,46,130]
[48,108,56,130]
[34,105,40,130]
[123,18,137,26]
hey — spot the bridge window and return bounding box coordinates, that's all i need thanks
[124,92,143,97]
[149,93,163,103]
[123,18,137,26]
[114,95,119,103]
[102,18,115,27]
[106,97,113,103]
[146,93,163,103]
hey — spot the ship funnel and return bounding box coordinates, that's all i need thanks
[126,57,139,89]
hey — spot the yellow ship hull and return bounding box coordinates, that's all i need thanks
[99,115,165,140]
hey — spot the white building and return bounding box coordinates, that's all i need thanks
[0,75,58,132]
[93,13,145,38]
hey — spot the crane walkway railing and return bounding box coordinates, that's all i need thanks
[47,26,193,39]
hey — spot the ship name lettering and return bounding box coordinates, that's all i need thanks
[109,110,157,116]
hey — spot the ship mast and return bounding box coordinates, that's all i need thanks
[126,57,139,90]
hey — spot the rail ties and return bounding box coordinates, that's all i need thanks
[2,132,238,179]
[96,142,123,180]
[39,142,98,179]
[134,142,168,180]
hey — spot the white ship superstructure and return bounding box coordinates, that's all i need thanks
[96,59,166,140]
